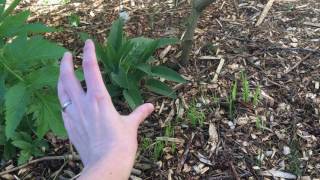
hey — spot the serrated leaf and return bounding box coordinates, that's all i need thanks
[33,94,66,138]
[16,23,56,35]
[108,19,124,51]
[12,140,33,150]
[0,10,29,37]
[5,83,29,139]
[18,150,31,165]
[145,79,176,98]
[152,65,186,83]
[4,36,66,70]
[123,89,143,109]
[26,66,59,89]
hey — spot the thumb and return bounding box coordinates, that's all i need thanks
[127,103,154,128]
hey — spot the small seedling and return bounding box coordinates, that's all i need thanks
[241,71,250,103]
[187,102,206,127]
[153,140,165,161]
[141,137,152,151]
[68,13,80,27]
[228,81,237,119]
[253,85,261,107]
[255,116,263,130]
[164,122,174,138]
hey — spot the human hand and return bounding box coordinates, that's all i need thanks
[57,40,154,179]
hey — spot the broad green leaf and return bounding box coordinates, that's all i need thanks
[16,23,56,35]
[123,89,143,109]
[106,84,121,97]
[0,10,29,37]
[140,40,159,63]
[111,69,128,88]
[107,19,124,51]
[26,66,59,89]
[4,36,66,70]
[18,150,31,165]
[0,125,5,145]
[145,79,176,98]
[136,64,152,75]
[12,140,33,150]
[0,73,5,104]
[130,37,154,45]
[0,0,6,15]
[3,141,16,160]
[5,83,29,139]
[152,66,186,83]
[157,37,179,48]
[1,0,22,19]
[33,94,66,138]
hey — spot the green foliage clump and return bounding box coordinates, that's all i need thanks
[0,0,67,163]
[88,19,186,109]
[187,102,205,127]
[227,71,262,119]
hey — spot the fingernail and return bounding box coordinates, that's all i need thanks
[63,52,72,58]
[85,39,93,46]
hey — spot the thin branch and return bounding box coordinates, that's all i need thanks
[0,155,80,176]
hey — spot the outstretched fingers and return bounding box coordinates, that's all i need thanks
[59,52,84,104]
[82,39,110,100]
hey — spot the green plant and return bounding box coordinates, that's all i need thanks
[141,137,152,151]
[241,71,250,103]
[68,13,80,27]
[187,102,206,127]
[84,19,185,109]
[227,80,237,119]
[164,122,174,138]
[153,140,164,161]
[0,0,67,162]
[164,122,176,153]
[255,116,263,130]
[253,85,261,107]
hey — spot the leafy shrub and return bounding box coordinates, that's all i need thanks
[0,0,67,163]
[85,19,186,109]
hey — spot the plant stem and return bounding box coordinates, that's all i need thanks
[1,61,25,82]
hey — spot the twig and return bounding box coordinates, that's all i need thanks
[265,47,320,54]
[212,58,225,83]
[229,161,240,180]
[177,132,195,173]
[303,22,320,28]
[0,155,80,176]
[255,0,275,26]
[284,53,313,74]
[208,171,252,180]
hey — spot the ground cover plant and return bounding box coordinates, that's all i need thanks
[0,0,68,164]
[0,0,319,179]
[83,19,186,109]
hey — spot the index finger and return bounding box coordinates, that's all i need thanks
[82,39,108,96]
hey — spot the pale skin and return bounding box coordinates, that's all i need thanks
[57,39,154,179]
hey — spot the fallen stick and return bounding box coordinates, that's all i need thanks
[0,155,80,176]
[212,58,225,83]
[303,22,320,28]
[255,0,275,26]
[177,132,195,173]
